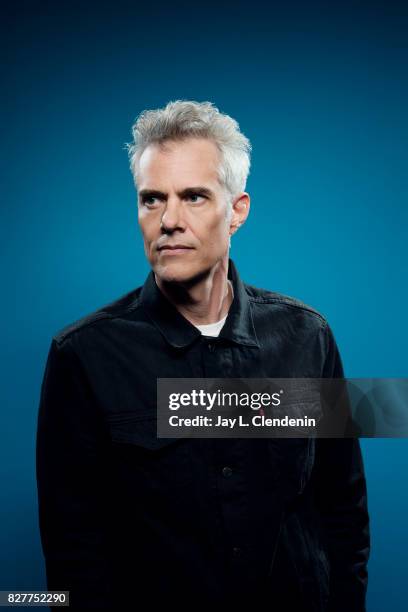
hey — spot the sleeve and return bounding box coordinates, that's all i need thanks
[313,322,370,612]
[36,337,113,609]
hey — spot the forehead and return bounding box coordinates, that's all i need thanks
[137,137,221,188]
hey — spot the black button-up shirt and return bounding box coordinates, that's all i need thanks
[36,258,370,611]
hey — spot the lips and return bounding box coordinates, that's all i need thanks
[158,245,194,251]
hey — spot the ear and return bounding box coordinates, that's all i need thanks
[229,193,250,236]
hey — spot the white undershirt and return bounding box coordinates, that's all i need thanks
[193,281,234,337]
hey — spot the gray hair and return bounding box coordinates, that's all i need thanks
[126,100,251,203]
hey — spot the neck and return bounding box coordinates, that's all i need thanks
[154,255,233,326]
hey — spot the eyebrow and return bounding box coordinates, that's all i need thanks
[138,186,215,200]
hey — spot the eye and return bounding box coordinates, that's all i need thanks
[186,194,206,204]
[141,196,161,208]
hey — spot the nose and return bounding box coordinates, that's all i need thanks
[160,198,185,232]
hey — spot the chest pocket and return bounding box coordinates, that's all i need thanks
[267,437,316,501]
[265,396,321,500]
[107,412,193,492]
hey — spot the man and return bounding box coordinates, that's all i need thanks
[36,100,370,610]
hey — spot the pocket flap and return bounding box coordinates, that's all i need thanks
[107,413,181,450]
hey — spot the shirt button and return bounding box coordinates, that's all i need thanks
[207,342,215,352]
[222,466,233,478]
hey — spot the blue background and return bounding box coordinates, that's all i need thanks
[1,0,407,609]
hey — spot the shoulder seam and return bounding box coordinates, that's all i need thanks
[54,297,143,346]
[248,294,327,324]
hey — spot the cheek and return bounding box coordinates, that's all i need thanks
[139,219,156,247]
[208,218,229,244]
[198,228,229,256]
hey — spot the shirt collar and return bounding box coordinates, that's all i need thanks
[139,258,260,349]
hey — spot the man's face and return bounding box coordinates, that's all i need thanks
[137,137,245,285]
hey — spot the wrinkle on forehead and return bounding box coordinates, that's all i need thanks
[138,137,223,191]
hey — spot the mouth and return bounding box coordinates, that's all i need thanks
[158,245,194,254]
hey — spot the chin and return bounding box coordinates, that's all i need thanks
[153,260,205,285]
